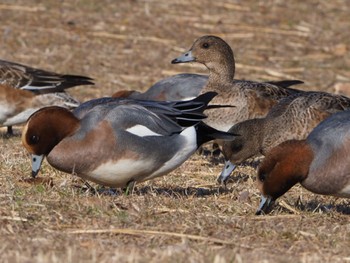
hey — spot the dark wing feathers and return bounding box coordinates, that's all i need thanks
[74,92,218,132]
[265,80,304,89]
[266,91,350,120]
[236,79,304,100]
[106,104,184,136]
[0,59,94,94]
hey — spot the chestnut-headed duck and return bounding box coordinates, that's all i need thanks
[112,73,208,101]
[0,59,94,134]
[218,91,350,184]
[172,35,304,132]
[22,92,236,188]
[256,110,350,215]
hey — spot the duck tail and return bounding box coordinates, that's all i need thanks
[195,122,238,146]
[266,80,304,88]
[28,74,94,94]
[191,91,218,105]
[206,104,235,110]
[173,92,218,112]
[60,74,95,87]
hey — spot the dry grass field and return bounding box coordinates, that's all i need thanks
[0,0,350,262]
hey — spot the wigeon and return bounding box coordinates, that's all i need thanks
[0,59,94,134]
[22,92,236,189]
[112,73,207,101]
[256,110,350,215]
[112,73,302,103]
[218,91,350,184]
[172,35,304,132]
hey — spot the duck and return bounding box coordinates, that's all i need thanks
[113,73,301,103]
[21,92,236,189]
[112,73,208,101]
[171,35,304,132]
[255,110,350,215]
[0,59,94,134]
[218,91,350,185]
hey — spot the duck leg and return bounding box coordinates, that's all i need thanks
[6,126,13,136]
[124,180,136,195]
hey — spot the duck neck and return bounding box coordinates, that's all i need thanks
[207,56,235,86]
[277,140,313,187]
[58,114,80,138]
[45,111,81,154]
[293,141,314,181]
[259,140,313,200]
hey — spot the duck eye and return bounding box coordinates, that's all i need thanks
[29,135,40,144]
[259,172,266,182]
[202,42,210,49]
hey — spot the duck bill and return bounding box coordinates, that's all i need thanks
[31,154,44,178]
[217,160,236,185]
[171,51,195,64]
[255,195,275,215]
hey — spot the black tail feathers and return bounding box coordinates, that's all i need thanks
[266,80,303,89]
[195,122,238,146]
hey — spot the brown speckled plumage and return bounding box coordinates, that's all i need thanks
[0,59,93,93]
[172,35,304,132]
[221,91,350,178]
[256,110,350,214]
[261,92,350,152]
[0,59,93,133]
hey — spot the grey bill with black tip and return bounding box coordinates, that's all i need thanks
[31,154,44,178]
[255,195,274,215]
[171,51,195,64]
[217,160,236,185]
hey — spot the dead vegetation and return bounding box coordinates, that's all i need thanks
[0,1,350,262]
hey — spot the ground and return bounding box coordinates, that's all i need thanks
[0,1,350,262]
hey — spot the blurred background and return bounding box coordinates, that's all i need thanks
[0,0,349,102]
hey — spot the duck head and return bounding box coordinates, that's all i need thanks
[22,106,80,177]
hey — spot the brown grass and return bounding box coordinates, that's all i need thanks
[1,0,350,262]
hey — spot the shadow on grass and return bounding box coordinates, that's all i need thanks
[217,159,262,185]
[135,185,232,197]
[0,130,21,139]
[76,183,233,198]
[279,198,350,215]
[224,172,251,185]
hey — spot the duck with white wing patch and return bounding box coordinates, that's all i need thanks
[22,92,237,189]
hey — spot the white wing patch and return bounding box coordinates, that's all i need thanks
[126,124,163,137]
[180,96,196,101]
[20,84,57,91]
